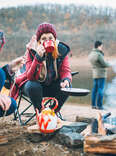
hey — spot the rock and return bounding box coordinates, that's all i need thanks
[55,122,87,147]
[56,131,84,147]
[76,116,92,124]
[63,122,88,133]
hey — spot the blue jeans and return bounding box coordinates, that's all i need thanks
[91,78,105,108]
[0,68,17,117]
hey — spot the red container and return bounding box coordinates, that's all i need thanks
[43,40,55,53]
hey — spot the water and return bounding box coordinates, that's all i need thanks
[68,68,92,104]
[69,67,115,105]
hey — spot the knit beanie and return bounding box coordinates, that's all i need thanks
[36,23,57,41]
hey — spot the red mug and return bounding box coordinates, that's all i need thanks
[43,40,55,53]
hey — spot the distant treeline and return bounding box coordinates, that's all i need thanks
[0,4,116,60]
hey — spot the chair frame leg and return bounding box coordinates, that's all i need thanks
[14,92,36,126]
[14,92,64,125]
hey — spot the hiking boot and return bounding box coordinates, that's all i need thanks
[92,106,97,109]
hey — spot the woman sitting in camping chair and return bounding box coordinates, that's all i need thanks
[10,22,72,114]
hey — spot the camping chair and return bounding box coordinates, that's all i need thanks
[4,71,79,126]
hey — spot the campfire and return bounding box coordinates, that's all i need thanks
[83,112,116,154]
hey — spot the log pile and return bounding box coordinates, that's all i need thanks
[84,134,116,154]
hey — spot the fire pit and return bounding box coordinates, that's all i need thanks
[84,112,116,154]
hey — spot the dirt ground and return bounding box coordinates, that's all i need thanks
[0,56,116,156]
[0,102,115,156]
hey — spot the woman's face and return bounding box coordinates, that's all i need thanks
[39,33,55,44]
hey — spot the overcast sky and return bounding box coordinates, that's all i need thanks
[0,0,116,9]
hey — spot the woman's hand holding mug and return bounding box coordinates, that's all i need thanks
[26,35,46,57]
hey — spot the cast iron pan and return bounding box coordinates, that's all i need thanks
[61,88,90,96]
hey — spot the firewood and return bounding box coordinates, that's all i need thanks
[81,125,91,136]
[84,144,116,154]
[85,134,116,143]
[0,136,8,145]
[97,113,106,135]
[84,134,116,154]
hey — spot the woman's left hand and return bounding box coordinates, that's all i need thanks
[60,80,69,88]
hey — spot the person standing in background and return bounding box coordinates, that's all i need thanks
[88,41,110,110]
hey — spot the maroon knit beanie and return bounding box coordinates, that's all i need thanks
[36,23,57,41]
